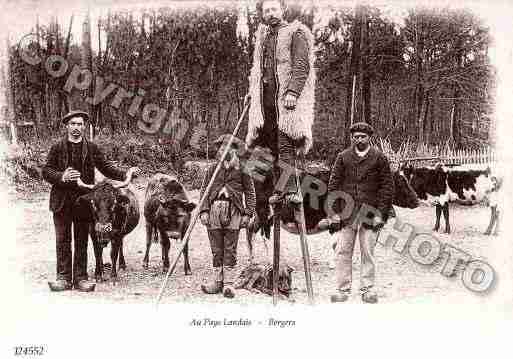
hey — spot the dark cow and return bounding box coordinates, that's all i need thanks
[143,174,196,274]
[402,164,496,234]
[73,180,140,283]
[247,167,419,261]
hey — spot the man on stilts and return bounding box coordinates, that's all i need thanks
[245,0,316,303]
[246,0,315,206]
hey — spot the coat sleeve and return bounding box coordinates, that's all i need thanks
[286,29,310,97]
[199,164,215,214]
[242,171,256,217]
[92,143,126,181]
[42,144,74,189]
[376,154,394,219]
[327,152,345,215]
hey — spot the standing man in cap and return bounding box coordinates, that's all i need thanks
[327,122,394,303]
[42,110,139,292]
[199,135,256,298]
[245,0,316,206]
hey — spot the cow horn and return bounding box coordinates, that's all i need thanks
[76,178,94,190]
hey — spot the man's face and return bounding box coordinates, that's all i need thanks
[67,117,85,140]
[262,0,284,26]
[352,132,370,151]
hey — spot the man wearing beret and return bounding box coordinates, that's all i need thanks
[42,110,139,292]
[199,135,256,298]
[327,122,394,303]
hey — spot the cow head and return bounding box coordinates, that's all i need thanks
[154,195,196,240]
[393,170,420,209]
[74,181,131,246]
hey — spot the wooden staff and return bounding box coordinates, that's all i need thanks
[154,101,250,307]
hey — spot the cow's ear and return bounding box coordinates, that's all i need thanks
[184,202,196,212]
[73,196,93,222]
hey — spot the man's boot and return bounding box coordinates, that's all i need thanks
[223,266,236,298]
[48,279,72,292]
[201,267,223,294]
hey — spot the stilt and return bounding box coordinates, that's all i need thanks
[295,154,314,304]
[272,200,281,306]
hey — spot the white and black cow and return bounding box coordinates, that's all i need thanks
[402,163,499,234]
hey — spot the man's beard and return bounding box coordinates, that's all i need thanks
[264,16,281,26]
[356,143,369,151]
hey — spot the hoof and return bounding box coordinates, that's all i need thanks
[185,269,192,276]
[119,264,127,271]
[162,267,170,274]
[484,230,491,235]
[142,262,149,270]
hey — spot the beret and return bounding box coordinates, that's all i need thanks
[61,110,89,125]
[349,122,374,136]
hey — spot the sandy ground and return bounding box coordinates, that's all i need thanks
[10,180,498,306]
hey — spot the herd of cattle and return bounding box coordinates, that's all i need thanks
[70,161,502,284]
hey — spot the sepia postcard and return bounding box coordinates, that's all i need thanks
[1,0,512,357]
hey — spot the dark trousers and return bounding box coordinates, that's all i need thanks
[53,211,89,283]
[257,84,304,194]
[207,229,239,267]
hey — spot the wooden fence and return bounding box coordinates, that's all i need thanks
[378,138,497,167]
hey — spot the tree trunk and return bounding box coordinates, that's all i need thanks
[414,14,425,143]
[342,5,363,146]
[81,10,95,138]
[361,8,371,125]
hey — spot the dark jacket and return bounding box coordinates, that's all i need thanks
[42,137,127,213]
[328,146,394,224]
[199,163,256,217]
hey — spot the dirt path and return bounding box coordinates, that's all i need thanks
[10,180,497,305]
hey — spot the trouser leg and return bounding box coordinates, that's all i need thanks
[53,213,72,282]
[207,229,224,268]
[223,229,240,268]
[335,226,357,292]
[359,226,378,293]
[72,220,90,283]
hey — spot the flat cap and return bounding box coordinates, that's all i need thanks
[61,110,89,125]
[350,122,374,136]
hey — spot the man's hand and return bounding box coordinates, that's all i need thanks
[244,94,251,108]
[200,212,210,227]
[62,167,81,182]
[240,215,250,229]
[126,167,141,181]
[283,93,298,110]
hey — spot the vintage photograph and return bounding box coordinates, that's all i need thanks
[1,0,512,355]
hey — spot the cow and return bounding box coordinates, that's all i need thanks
[402,163,497,234]
[143,174,196,274]
[246,167,420,262]
[73,180,140,284]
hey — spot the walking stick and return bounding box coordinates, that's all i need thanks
[295,154,314,304]
[154,101,250,307]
